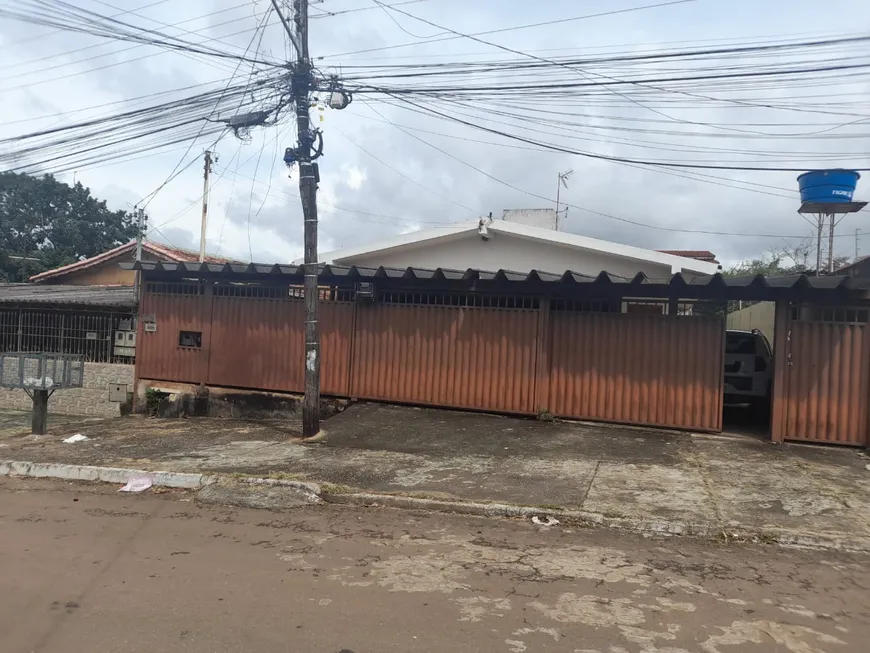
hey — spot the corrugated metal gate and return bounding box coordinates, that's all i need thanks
[349,301,540,414]
[546,311,724,431]
[206,287,355,395]
[776,316,869,446]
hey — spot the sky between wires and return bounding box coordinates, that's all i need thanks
[0,0,869,266]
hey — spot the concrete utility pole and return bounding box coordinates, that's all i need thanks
[270,0,350,437]
[199,150,214,263]
[134,207,146,304]
[292,0,321,437]
[135,208,146,263]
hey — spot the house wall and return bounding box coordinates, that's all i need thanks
[41,252,162,286]
[0,362,134,417]
[335,232,673,279]
[726,302,776,345]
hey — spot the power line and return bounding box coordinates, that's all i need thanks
[318,0,701,60]
[358,101,842,240]
[384,93,870,172]
[137,6,276,208]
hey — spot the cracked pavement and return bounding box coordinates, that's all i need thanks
[2,404,869,548]
[2,476,869,653]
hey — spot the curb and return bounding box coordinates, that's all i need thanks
[0,460,214,490]
[2,460,868,554]
[325,492,870,554]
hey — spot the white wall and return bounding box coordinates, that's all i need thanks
[726,302,776,345]
[502,208,557,230]
[335,232,673,278]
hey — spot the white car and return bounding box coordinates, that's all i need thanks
[724,330,773,412]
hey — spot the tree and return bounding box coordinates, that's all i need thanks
[727,242,850,278]
[696,243,853,318]
[0,172,137,282]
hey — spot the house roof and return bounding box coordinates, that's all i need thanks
[308,220,721,275]
[126,260,870,297]
[657,250,719,264]
[834,255,870,276]
[0,283,136,308]
[29,240,238,283]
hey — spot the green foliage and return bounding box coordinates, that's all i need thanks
[145,388,169,416]
[701,244,853,317]
[725,243,850,279]
[0,171,138,282]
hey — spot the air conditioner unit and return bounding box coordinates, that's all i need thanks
[355,282,376,301]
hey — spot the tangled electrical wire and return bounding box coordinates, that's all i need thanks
[0,70,293,174]
[3,1,870,175]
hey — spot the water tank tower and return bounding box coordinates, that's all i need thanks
[797,170,867,274]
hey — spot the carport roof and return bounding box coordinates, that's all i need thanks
[0,283,136,308]
[121,261,870,291]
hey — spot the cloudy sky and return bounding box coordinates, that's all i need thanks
[2,0,870,268]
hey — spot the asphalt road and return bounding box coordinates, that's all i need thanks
[1,477,868,653]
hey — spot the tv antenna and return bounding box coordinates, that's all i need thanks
[555,169,573,230]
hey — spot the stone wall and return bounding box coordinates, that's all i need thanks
[0,362,134,417]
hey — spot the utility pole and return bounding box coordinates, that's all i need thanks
[293,0,321,438]
[828,212,836,274]
[135,208,146,263]
[856,228,861,261]
[134,207,146,304]
[199,150,214,263]
[270,0,350,437]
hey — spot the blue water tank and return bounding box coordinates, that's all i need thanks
[797,169,860,204]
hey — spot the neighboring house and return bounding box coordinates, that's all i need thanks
[0,283,138,418]
[0,241,236,415]
[658,250,719,265]
[833,255,870,278]
[29,240,236,286]
[310,216,721,278]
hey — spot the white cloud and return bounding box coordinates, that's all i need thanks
[2,0,870,267]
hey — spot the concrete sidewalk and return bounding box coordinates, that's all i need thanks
[1,404,869,550]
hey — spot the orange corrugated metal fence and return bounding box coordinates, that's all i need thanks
[138,283,209,384]
[777,320,869,446]
[208,294,304,392]
[207,294,355,395]
[349,303,540,414]
[138,283,729,431]
[546,312,724,431]
[318,301,355,396]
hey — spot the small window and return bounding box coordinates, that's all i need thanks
[178,331,202,348]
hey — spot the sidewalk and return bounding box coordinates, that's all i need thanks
[1,404,869,550]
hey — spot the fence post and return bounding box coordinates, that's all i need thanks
[31,389,49,435]
[200,282,215,389]
[770,299,790,443]
[533,297,551,416]
[345,297,359,399]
